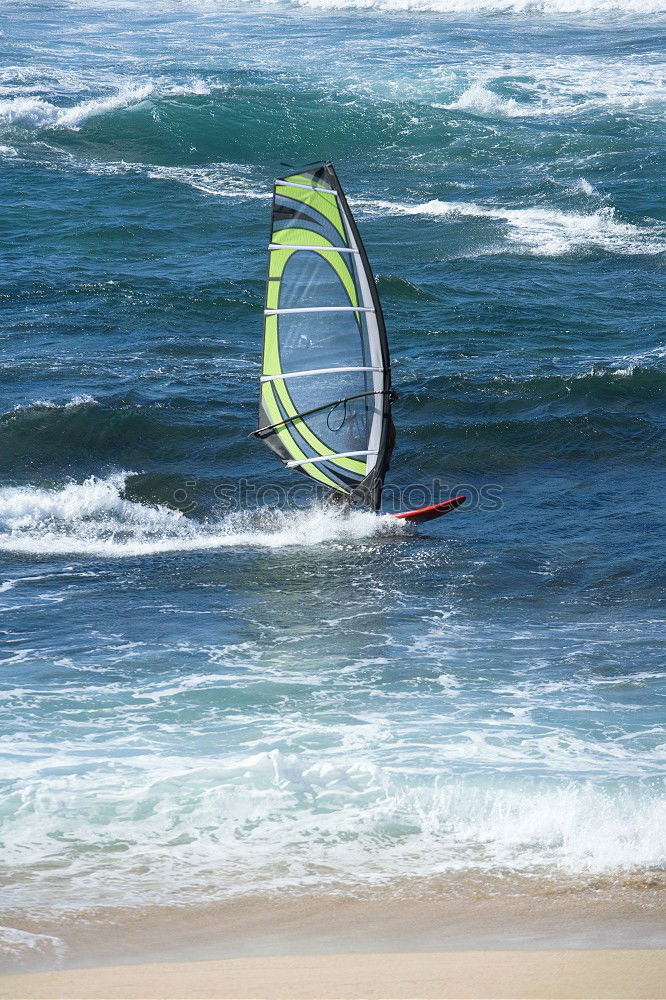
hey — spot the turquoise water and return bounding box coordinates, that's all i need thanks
[1,0,665,968]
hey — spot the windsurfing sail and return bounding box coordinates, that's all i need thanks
[254,162,393,511]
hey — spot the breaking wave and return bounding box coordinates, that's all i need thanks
[0,84,154,130]
[0,79,211,131]
[440,77,666,118]
[358,198,666,256]
[1,745,664,911]
[0,474,400,557]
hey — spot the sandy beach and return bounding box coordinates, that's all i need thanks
[1,948,665,999]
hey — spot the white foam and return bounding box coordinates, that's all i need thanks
[0,83,153,129]
[0,926,66,969]
[442,81,527,116]
[612,343,666,368]
[0,78,211,131]
[1,746,663,909]
[165,79,212,97]
[143,164,266,200]
[53,0,666,10]
[438,58,666,119]
[0,474,401,557]
[6,395,98,415]
[357,197,666,255]
[29,145,266,201]
[251,0,666,13]
[569,178,597,197]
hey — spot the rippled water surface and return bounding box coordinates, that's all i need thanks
[1,0,665,970]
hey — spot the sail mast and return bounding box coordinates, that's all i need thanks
[325,163,392,510]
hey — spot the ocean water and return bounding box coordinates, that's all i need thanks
[1,0,665,970]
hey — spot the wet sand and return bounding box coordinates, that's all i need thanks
[3,877,666,974]
[2,948,665,999]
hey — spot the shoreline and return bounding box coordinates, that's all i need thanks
[2,949,665,1000]
[2,880,664,977]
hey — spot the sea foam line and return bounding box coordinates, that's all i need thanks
[54,0,666,10]
[5,395,98,416]
[0,474,399,557]
[18,143,266,201]
[251,0,666,13]
[0,926,66,971]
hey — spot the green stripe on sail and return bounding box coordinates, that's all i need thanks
[274,185,346,239]
[271,227,338,248]
[262,314,281,376]
[273,375,367,476]
[269,232,359,309]
[265,280,280,310]
[268,247,293,279]
[282,173,333,190]
[263,317,366,477]
[260,381,345,491]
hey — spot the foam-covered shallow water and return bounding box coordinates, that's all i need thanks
[1,0,665,972]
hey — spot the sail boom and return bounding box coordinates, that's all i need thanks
[254,389,388,438]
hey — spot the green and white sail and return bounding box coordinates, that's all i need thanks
[255,162,393,510]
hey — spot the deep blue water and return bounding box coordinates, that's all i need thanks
[1,0,665,969]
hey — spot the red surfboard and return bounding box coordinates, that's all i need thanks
[391,495,466,524]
